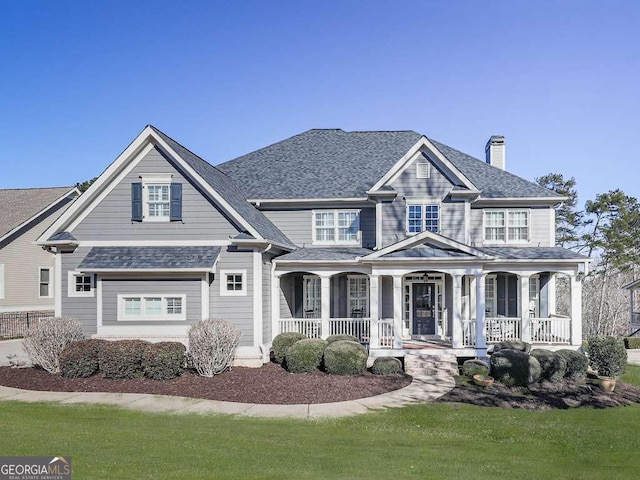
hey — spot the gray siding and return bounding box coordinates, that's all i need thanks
[209,248,254,347]
[279,275,294,318]
[381,276,394,319]
[469,207,554,247]
[262,210,312,246]
[0,199,74,311]
[72,147,241,241]
[61,248,97,335]
[262,253,272,344]
[440,202,466,243]
[101,277,201,326]
[390,156,456,198]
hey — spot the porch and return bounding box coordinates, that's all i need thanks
[272,268,583,356]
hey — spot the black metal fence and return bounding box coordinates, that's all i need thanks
[0,311,54,339]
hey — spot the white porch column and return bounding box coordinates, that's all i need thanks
[320,275,331,339]
[375,202,383,250]
[271,273,281,339]
[475,273,487,351]
[570,273,583,346]
[369,274,380,348]
[392,275,403,349]
[520,274,532,342]
[547,274,557,315]
[451,274,463,349]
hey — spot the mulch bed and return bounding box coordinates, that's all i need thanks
[0,363,412,405]
[437,376,640,410]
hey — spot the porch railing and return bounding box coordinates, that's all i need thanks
[462,320,477,347]
[486,317,521,343]
[277,318,322,338]
[377,319,395,349]
[531,317,571,344]
[329,318,370,343]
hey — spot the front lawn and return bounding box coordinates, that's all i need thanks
[2,366,640,479]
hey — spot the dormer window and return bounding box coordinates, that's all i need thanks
[131,175,182,223]
[312,210,360,245]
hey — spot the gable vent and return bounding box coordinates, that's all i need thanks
[416,162,431,179]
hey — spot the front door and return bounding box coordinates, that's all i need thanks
[413,283,436,335]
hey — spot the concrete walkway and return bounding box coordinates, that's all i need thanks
[0,339,29,367]
[0,375,454,419]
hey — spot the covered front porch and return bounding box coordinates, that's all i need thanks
[272,266,584,356]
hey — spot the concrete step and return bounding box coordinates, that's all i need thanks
[404,353,459,377]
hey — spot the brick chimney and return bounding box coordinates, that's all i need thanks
[485,135,505,170]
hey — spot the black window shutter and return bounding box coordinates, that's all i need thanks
[131,183,143,222]
[170,183,182,221]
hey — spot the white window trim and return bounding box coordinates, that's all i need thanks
[312,209,361,246]
[482,209,531,244]
[68,271,95,298]
[347,275,369,317]
[405,203,440,235]
[141,173,173,223]
[117,294,187,321]
[0,264,4,300]
[38,266,53,299]
[416,162,431,179]
[485,275,498,317]
[220,269,247,296]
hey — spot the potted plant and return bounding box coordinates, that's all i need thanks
[586,336,627,391]
[472,374,494,387]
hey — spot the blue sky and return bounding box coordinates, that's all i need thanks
[1,1,638,205]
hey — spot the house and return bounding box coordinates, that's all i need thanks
[0,187,79,313]
[622,280,640,336]
[37,126,589,366]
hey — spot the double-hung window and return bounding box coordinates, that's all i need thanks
[484,210,529,243]
[146,184,171,219]
[406,204,439,234]
[117,294,186,321]
[131,175,182,223]
[38,267,52,298]
[313,210,360,245]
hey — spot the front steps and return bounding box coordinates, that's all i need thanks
[403,353,459,377]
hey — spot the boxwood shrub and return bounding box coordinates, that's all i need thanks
[143,342,186,380]
[624,337,640,349]
[462,359,490,378]
[556,349,588,380]
[490,349,541,386]
[99,340,150,379]
[324,340,368,376]
[586,336,627,378]
[272,332,307,364]
[60,339,107,378]
[326,334,360,344]
[530,349,567,382]
[284,339,328,373]
[492,340,531,354]
[371,356,402,375]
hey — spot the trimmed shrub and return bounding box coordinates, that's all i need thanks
[22,317,84,374]
[188,319,241,376]
[143,342,186,380]
[462,359,490,378]
[587,336,627,378]
[490,349,541,387]
[272,332,307,364]
[372,356,403,375]
[492,340,531,354]
[99,340,150,379]
[324,340,368,376]
[284,339,327,373]
[530,349,567,382]
[624,337,640,349]
[326,334,360,344]
[60,339,107,378]
[556,349,589,380]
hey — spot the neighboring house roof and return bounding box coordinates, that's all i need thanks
[78,246,221,271]
[0,186,77,243]
[216,129,561,200]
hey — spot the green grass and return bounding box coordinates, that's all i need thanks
[2,366,640,479]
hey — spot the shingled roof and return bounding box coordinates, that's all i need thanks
[150,126,295,248]
[0,187,75,241]
[216,129,561,200]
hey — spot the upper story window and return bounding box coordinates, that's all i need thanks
[313,210,360,245]
[131,175,182,223]
[406,204,439,234]
[484,209,529,243]
[68,272,94,298]
[38,267,53,298]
